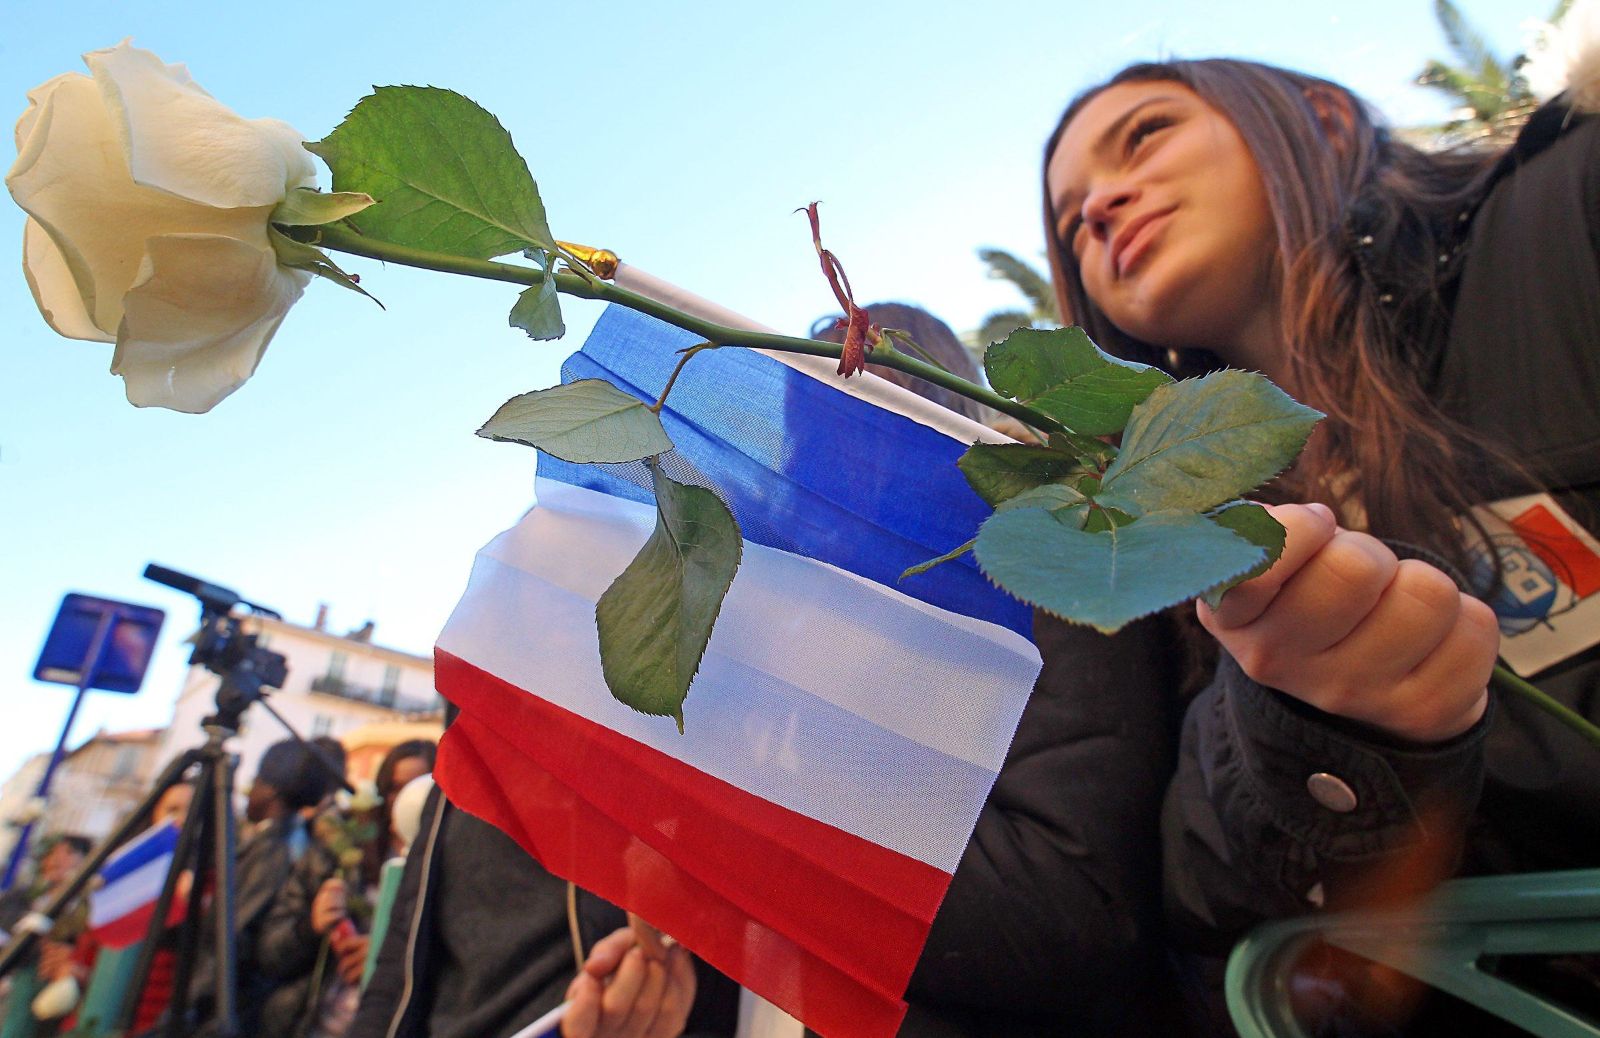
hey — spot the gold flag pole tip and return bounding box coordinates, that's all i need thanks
[557,241,619,280]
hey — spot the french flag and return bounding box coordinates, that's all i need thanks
[88,822,183,949]
[434,305,1042,1038]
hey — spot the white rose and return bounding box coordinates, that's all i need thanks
[347,778,383,813]
[7,41,318,413]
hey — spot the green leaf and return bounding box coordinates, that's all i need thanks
[476,379,672,463]
[957,443,1089,508]
[595,465,742,729]
[1199,502,1287,608]
[900,538,975,580]
[994,482,1089,515]
[509,251,564,340]
[984,326,1171,435]
[974,509,1266,633]
[1049,428,1118,466]
[1100,370,1321,513]
[270,187,375,227]
[268,228,382,307]
[307,86,555,260]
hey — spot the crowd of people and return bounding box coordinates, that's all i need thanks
[0,735,441,1038]
[3,48,1599,1038]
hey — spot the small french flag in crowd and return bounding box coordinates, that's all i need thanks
[434,305,1042,1038]
[88,822,184,948]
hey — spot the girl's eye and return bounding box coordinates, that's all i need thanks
[1125,115,1173,155]
[1064,215,1086,256]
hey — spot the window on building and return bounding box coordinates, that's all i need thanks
[317,651,350,695]
[380,664,400,708]
[110,745,141,781]
[310,715,334,737]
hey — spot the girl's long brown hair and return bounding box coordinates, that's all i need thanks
[1043,59,1525,579]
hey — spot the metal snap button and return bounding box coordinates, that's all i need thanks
[1307,773,1358,813]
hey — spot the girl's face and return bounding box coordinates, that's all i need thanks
[1046,81,1281,365]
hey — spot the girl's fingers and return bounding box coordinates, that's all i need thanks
[562,973,602,1038]
[1202,503,1339,630]
[1386,595,1498,742]
[643,946,697,1038]
[1233,529,1401,671]
[583,926,635,979]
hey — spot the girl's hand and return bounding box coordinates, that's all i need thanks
[310,877,348,936]
[562,923,696,1038]
[1198,503,1498,743]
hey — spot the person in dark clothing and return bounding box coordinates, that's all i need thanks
[1043,58,1600,1032]
[257,739,437,1038]
[348,786,738,1038]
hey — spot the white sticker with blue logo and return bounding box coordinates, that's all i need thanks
[1470,493,1600,676]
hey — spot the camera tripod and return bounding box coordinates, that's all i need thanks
[0,566,347,1037]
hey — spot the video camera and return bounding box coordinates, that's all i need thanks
[143,563,288,702]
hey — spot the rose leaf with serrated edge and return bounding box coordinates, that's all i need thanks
[974,509,1265,633]
[1199,501,1287,608]
[476,379,672,464]
[993,482,1089,515]
[509,250,564,340]
[1099,370,1322,514]
[984,326,1172,435]
[307,86,555,260]
[957,442,1091,508]
[595,464,742,730]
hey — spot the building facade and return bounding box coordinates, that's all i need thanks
[158,614,438,796]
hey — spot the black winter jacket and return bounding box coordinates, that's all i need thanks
[347,787,740,1038]
[256,840,341,1037]
[1160,100,1600,1033]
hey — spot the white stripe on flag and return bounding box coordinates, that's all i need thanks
[436,479,1041,874]
[89,853,171,929]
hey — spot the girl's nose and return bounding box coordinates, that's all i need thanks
[1082,181,1139,239]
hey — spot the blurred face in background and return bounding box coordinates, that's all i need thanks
[154,783,194,829]
[40,841,84,886]
[385,754,431,799]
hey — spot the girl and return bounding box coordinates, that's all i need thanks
[1042,59,1600,1027]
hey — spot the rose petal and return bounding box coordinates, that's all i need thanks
[7,72,271,334]
[86,41,315,209]
[113,234,310,413]
[22,219,111,342]
[13,72,82,154]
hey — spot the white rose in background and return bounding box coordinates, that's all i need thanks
[7,41,366,413]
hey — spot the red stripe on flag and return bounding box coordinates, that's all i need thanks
[1510,503,1600,598]
[434,649,954,1038]
[91,893,185,950]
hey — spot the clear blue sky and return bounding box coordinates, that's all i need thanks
[0,0,1549,784]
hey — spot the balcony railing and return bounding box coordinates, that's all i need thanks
[308,674,436,713]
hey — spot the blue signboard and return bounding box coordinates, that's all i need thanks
[33,593,165,694]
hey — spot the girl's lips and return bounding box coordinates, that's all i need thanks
[1114,208,1175,278]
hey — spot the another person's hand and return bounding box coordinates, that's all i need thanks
[561,918,696,1038]
[1198,503,1498,743]
[331,932,369,985]
[310,877,348,936]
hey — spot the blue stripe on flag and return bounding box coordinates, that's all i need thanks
[540,306,1033,640]
[98,821,179,885]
